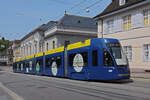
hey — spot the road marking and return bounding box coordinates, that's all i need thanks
[0,82,24,100]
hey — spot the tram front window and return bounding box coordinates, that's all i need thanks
[106,43,128,67]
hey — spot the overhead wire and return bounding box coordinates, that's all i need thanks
[67,0,87,12]
[44,0,104,21]
[74,0,104,15]
[53,0,87,21]
[49,0,72,5]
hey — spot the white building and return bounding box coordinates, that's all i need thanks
[44,14,97,51]
[20,14,97,57]
[20,24,46,57]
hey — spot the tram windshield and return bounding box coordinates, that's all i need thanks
[106,43,128,66]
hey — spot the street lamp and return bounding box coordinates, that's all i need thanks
[85,8,90,13]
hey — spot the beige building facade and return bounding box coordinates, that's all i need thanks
[12,40,21,60]
[94,0,150,72]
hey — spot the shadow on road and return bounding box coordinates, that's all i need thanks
[87,79,134,84]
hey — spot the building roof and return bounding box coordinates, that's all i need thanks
[94,0,146,19]
[21,21,57,41]
[57,14,97,29]
[44,14,97,39]
[21,14,97,41]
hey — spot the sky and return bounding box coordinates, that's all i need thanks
[0,0,111,40]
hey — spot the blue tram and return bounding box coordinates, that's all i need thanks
[13,38,130,80]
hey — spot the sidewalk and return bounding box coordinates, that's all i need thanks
[0,66,12,72]
[131,72,150,79]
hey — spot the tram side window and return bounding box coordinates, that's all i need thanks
[46,58,51,67]
[81,52,88,66]
[26,62,29,68]
[103,49,114,66]
[56,56,62,67]
[69,52,88,67]
[29,61,32,68]
[92,50,98,66]
[69,53,76,66]
[50,57,55,66]
[36,59,42,66]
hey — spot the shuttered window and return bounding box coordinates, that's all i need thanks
[143,9,150,26]
[143,44,150,61]
[107,20,114,33]
[123,15,131,31]
[123,46,132,61]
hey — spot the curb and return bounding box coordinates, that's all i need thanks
[131,76,150,79]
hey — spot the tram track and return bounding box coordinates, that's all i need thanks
[28,76,150,100]
[30,74,150,97]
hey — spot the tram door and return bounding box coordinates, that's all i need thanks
[64,41,70,77]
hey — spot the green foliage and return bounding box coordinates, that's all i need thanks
[0,40,9,51]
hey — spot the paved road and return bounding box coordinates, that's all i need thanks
[0,71,150,100]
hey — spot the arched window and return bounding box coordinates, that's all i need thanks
[53,41,55,49]
[46,43,48,51]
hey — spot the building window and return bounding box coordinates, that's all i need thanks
[53,41,55,49]
[26,45,28,56]
[143,9,150,26]
[35,44,37,54]
[30,45,32,55]
[120,0,126,6]
[23,46,26,57]
[39,45,41,52]
[143,44,150,61]
[123,46,132,61]
[107,20,114,33]
[46,43,48,51]
[123,15,131,31]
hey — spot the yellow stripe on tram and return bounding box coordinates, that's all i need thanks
[45,46,64,55]
[35,52,44,57]
[67,39,91,50]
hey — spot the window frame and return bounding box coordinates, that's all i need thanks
[36,59,43,66]
[120,0,126,6]
[45,57,51,67]
[107,19,114,34]
[69,51,88,67]
[92,50,98,67]
[123,46,132,61]
[56,56,62,67]
[143,44,150,62]
[143,9,150,26]
[103,49,114,67]
[123,15,132,31]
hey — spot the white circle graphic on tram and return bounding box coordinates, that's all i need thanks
[51,61,57,76]
[73,54,84,72]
